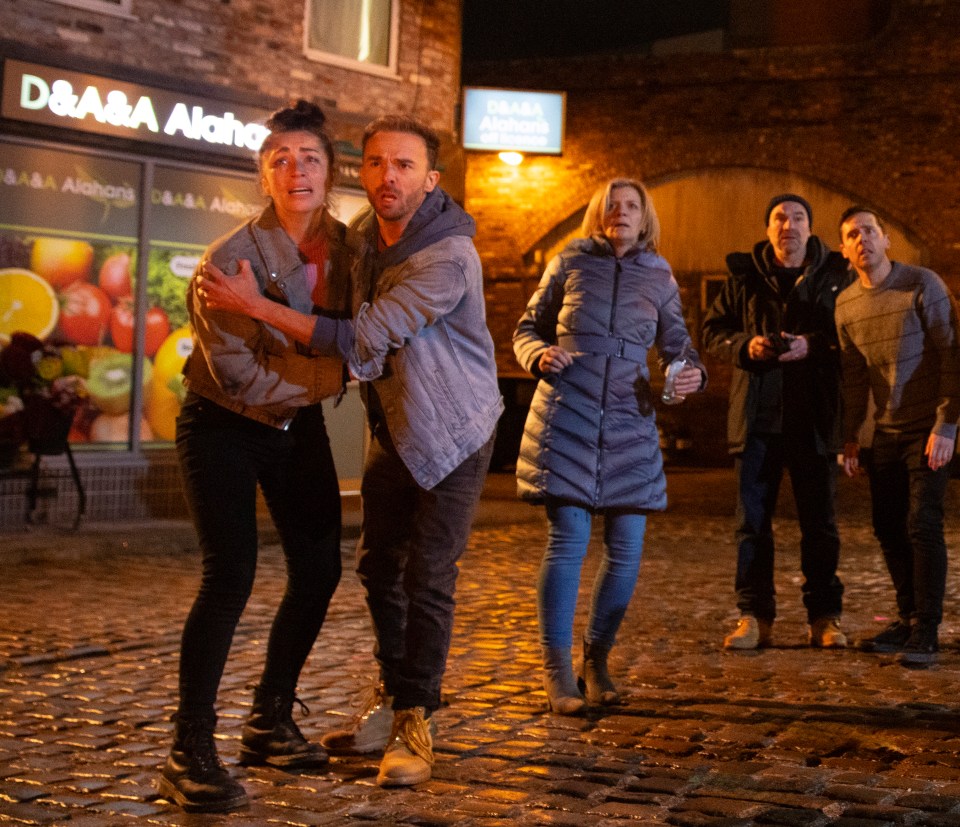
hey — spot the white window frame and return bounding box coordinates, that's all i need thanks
[303,0,400,79]
[43,0,135,17]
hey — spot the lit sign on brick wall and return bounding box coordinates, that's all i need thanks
[1,59,273,160]
[462,87,565,155]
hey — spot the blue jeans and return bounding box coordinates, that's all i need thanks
[357,423,494,711]
[734,432,843,623]
[865,430,950,626]
[539,499,647,649]
[175,392,342,719]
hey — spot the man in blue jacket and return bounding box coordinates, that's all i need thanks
[702,194,852,651]
[314,116,503,786]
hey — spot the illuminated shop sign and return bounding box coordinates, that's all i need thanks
[1,59,272,159]
[462,87,565,154]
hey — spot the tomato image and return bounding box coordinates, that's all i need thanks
[57,281,112,345]
[98,253,132,300]
[109,298,171,357]
[142,305,171,357]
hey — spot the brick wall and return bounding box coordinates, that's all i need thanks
[465,0,960,464]
[465,0,960,342]
[0,0,464,164]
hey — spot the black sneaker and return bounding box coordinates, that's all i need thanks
[898,623,938,666]
[858,620,912,653]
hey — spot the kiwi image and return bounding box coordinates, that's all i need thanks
[87,352,153,415]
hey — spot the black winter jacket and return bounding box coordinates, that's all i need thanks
[701,236,852,455]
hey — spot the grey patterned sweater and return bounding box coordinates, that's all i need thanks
[835,262,960,443]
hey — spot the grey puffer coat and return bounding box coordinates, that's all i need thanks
[513,236,705,510]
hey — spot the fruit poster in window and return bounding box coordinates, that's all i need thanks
[0,141,260,445]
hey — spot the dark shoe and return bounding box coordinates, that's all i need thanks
[157,715,248,813]
[578,639,621,705]
[542,646,586,715]
[898,623,939,666]
[858,620,912,653]
[320,681,395,755]
[376,707,433,787]
[239,688,328,769]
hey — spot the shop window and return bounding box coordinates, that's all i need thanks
[304,0,399,76]
[0,138,261,448]
[46,0,134,17]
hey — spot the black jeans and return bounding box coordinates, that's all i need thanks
[174,392,342,719]
[357,424,494,712]
[734,432,843,623]
[866,430,950,626]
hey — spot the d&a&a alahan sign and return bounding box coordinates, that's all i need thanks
[1,59,273,159]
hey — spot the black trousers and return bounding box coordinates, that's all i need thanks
[734,431,843,623]
[866,429,950,626]
[174,392,342,719]
[357,424,494,711]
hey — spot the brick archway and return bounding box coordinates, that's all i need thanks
[522,167,924,276]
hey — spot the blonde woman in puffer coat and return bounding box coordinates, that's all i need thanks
[513,178,706,714]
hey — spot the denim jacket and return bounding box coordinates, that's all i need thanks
[348,201,503,489]
[182,204,353,429]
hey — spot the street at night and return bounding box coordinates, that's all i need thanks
[4,468,960,825]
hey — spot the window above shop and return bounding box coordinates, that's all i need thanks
[303,0,399,77]
[45,0,134,17]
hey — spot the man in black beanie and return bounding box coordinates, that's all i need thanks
[702,194,853,650]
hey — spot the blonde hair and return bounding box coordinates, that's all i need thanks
[580,178,660,252]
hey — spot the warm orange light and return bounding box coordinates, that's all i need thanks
[498,151,524,166]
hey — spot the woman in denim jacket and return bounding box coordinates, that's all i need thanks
[159,100,355,813]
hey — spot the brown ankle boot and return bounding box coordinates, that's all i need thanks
[578,640,620,705]
[542,646,586,715]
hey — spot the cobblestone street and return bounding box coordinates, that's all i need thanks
[4,468,960,826]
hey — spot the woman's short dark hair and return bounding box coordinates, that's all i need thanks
[362,115,440,171]
[258,99,336,187]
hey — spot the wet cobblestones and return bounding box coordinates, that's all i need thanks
[3,469,960,825]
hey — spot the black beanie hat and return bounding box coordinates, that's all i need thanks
[765,193,813,228]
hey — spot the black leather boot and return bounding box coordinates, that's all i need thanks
[239,687,329,768]
[157,714,248,813]
[578,640,621,705]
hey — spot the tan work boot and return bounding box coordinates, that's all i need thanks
[723,616,772,650]
[808,616,847,648]
[376,707,433,787]
[320,682,394,755]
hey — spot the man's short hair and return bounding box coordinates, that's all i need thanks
[362,115,441,171]
[838,205,885,236]
[765,193,813,228]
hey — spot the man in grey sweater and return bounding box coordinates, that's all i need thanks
[835,206,960,666]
